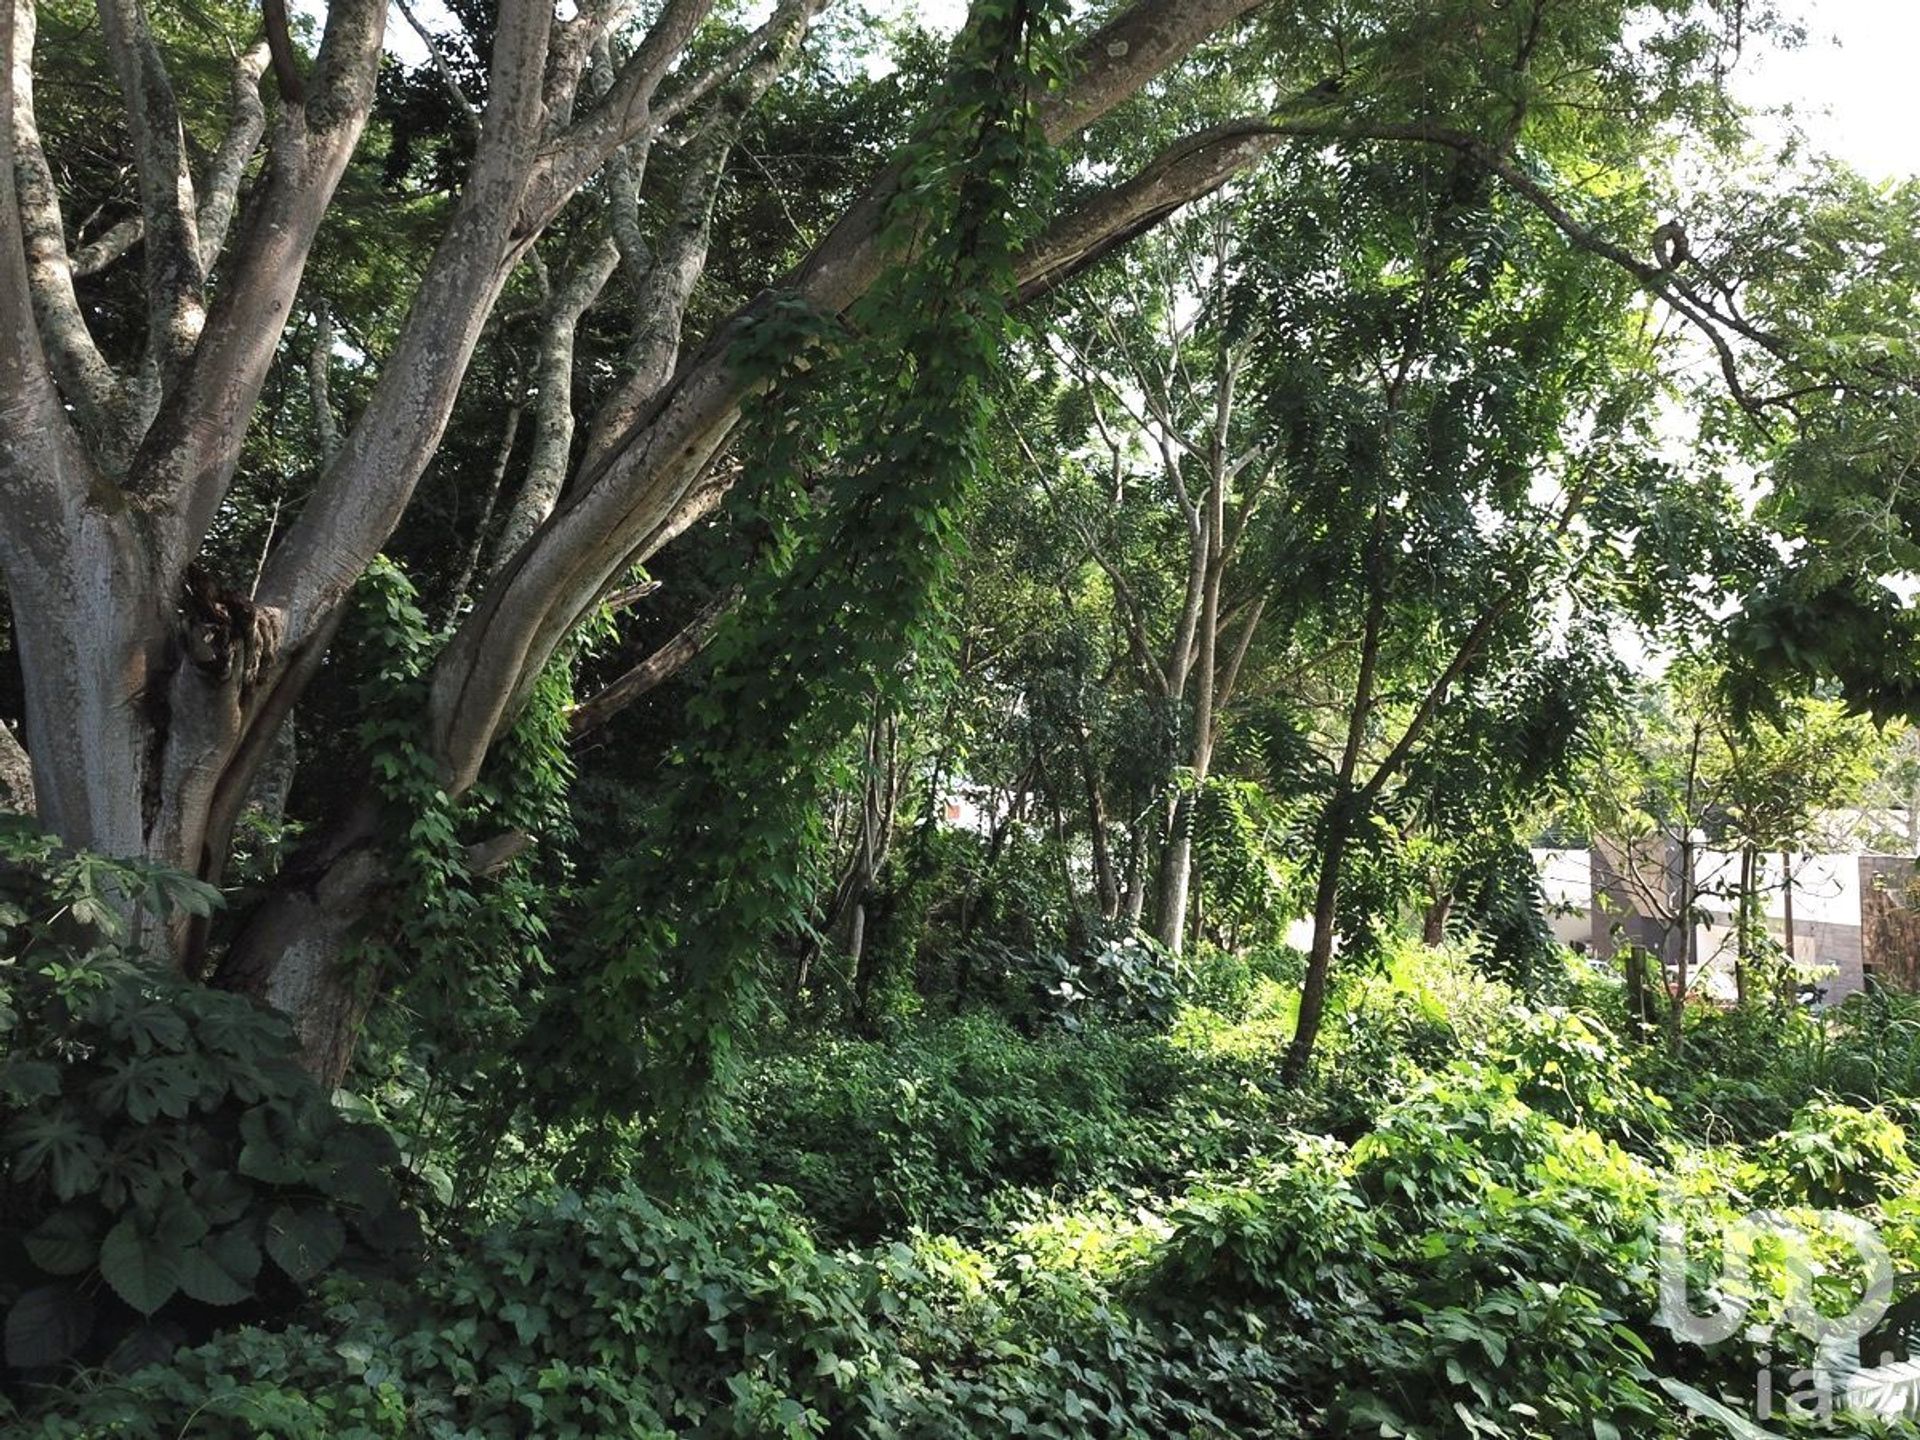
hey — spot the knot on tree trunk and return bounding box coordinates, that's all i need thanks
[179,564,284,691]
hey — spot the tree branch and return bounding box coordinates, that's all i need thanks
[568,587,738,738]
[525,0,718,223]
[71,215,141,277]
[198,38,272,270]
[443,404,524,620]
[6,0,124,450]
[97,0,205,384]
[425,0,1278,794]
[128,0,386,570]
[0,0,99,555]
[490,236,619,569]
[306,302,339,461]
[250,0,552,648]
[262,0,304,103]
[580,17,806,473]
[393,0,478,136]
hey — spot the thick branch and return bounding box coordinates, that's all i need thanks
[128,0,386,569]
[426,1,1276,792]
[97,0,205,381]
[568,588,737,738]
[491,237,619,569]
[0,0,99,557]
[580,25,802,473]
[198,38,273,270]
[7,0,124,449]
[71,216,141,277]
[262,0,304,103]
[307,302,339,461]
[1017,123,1283,303]
[527,0,716,219]
[252,0,551,645]
[791,0,1266,317]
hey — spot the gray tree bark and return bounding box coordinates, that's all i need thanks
[4,0,1274,1080]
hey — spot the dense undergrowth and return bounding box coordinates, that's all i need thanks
[12,925,1920,1439]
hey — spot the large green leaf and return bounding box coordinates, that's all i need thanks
[6,1110,107,1200]
[176,1240,252,1306]
[0,1058,61,1103]
[148,1193,209,1251]
[4,1285,93,1368]
[265,1204,345,1284]
[1657,1377,1788,1440]
[24,1209,100,1276]
[98,1215,181,1316]
[204,1224,262,1285]
[189,1171,255,1227]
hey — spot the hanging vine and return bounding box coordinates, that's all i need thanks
[547,0,1067,1168]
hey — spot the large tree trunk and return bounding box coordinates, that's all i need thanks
[0,718,31,812]
[215,794,386,1079]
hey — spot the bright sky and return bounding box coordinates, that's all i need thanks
[1732,0,1918,182]
[372,1,1912,180]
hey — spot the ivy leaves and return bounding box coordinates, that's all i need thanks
[563,0,1067,1156]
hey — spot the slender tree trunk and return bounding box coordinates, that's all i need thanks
[1077,730,1119,920]
[1669,833,1692,1054]
[1734,843,1754,1006]
[1121,820,1147,924]
[1421,888,1452,947]
[1780,847,1796,1004]
[1283,798,1350,1086]
[1624,944,1649,1037]
[1283,501,1387,1086]
[1155,789,1197,952]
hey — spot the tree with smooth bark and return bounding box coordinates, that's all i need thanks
[0,0,1279,1082]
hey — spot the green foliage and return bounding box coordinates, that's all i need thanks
[15,1183,903,1440]
[725,1010,1291,1242]
[1494,1007,1673,1152]
[0,822,414,1382]
[1190,778,1301,944]
[340,555,579,1200]
[561,0,1068,1161]
[27,973,1920,1439]
[1753,1101,1917,1212]
[963,931,1186,1031]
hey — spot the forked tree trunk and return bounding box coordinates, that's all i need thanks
[0,0,1294,1085]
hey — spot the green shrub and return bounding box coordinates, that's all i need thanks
[1754,1100,1917,1210]
[1143,1137,1374,1311]
[1494,1006,1672,1151]
[16,1184,904,1439]
[0,825,414,1385]
[725,1012,1293,1240]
